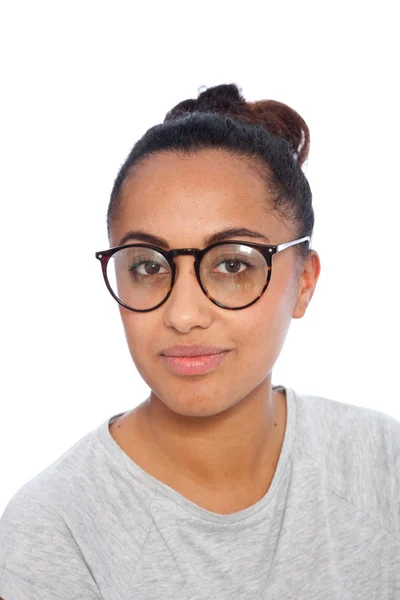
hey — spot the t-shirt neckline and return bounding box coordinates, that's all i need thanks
[97,385,296,524]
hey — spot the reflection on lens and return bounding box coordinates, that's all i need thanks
[201,244,268,308]
[107,247,172,310]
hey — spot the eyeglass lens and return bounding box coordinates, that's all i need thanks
[106,244,270,310]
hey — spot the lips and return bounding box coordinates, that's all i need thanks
[160,350,230,375]
[160,345,231,357]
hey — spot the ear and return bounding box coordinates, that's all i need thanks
[292,250,321,319]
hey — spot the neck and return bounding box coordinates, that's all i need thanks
[140,379,286,493]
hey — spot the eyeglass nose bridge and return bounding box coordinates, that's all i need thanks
[168,248,204,273]
[170,248,201,258]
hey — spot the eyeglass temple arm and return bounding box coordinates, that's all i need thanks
[276,236,311,253]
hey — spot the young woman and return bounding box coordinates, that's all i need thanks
[1,84,399,599]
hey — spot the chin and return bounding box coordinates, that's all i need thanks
[153,387,242,419]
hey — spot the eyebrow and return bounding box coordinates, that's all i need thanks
[117,227,271,248]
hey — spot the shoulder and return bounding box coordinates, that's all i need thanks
[293,388,400,448]
[292,388,400,536]
[0,420,120,597]
[1,423,100,517]
[0,426,101,578]
[0,415,155,597]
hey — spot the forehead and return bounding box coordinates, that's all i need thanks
[112,149,288,246]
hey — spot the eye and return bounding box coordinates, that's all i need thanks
[129,258,169,276]
[214,257,252,275]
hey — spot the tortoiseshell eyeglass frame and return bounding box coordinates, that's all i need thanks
[95,236,311,312]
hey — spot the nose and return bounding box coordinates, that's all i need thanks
[163,256,213,333]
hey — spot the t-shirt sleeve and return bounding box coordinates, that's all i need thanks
[391,414,400,536]
[0,481,101,600]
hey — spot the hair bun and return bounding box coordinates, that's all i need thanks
[195,84,245,114]
[165,83,310,166]
[165,84,245,120]
[242,98,310,166]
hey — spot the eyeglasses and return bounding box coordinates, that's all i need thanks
[95,236,311,312]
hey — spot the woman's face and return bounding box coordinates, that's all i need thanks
[109,149,315,418]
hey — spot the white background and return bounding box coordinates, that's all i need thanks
[1,1,399,514]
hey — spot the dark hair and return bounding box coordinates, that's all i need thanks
[107,83,314,268]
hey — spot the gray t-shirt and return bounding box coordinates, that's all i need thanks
[1,385,399,599]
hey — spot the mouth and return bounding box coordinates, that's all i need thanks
[160,350,230,376]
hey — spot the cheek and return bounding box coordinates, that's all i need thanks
[236,295,293,365]
[119,310,157,366]
[235,314,276,364]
